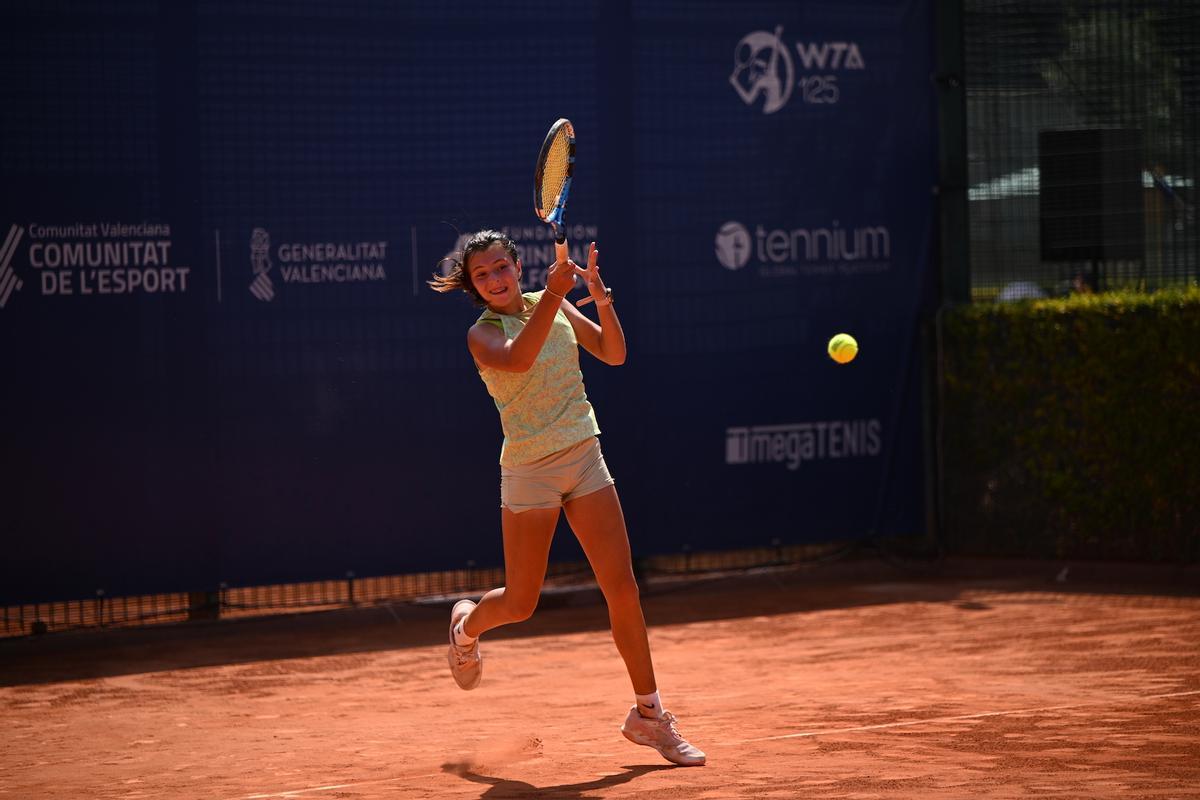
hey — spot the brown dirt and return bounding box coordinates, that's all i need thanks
[2,558,1198,799]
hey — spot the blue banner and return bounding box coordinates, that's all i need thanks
[0,0,935,604]
[624,3,938,551]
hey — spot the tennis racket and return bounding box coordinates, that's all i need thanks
[533,117,575,274]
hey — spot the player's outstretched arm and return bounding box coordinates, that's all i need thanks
[562,242,625,366]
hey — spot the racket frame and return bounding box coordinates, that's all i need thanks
[533,118,576,248]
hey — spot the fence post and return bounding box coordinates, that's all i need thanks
[187,590,220,621]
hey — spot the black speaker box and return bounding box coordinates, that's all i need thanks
[1039,128,1144,262]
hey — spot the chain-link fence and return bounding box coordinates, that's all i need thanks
[966,0,1199,300]
[1,543,850,638]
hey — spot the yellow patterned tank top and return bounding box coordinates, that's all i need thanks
[476,290,600,466]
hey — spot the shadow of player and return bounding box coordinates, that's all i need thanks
[441,761,673,799]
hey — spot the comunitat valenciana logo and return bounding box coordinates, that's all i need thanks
[730,25,865,114]
[715,220,892,278]
[0,225,26,310]
[1,221,189,310]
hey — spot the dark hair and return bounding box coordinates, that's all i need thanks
[428,229,520,306]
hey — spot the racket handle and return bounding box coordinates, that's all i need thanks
[576,295,596,307]
[555,237,568,266]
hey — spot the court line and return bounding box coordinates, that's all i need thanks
[726,688,1200,744]
[241,770,444,799]
[238,689,1200,797]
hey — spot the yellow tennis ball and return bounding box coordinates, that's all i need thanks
[827,333,858,364]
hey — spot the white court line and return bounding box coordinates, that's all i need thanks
[241,770,443,799]
[726,688,1200,744]
[237,689,1200,797]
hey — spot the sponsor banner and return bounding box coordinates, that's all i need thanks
[245,227,390,303]
[2,0,933,605]
[0,221,190,308]
[714,219,892,278]
[730,26,868,115]
[726,420,883,471]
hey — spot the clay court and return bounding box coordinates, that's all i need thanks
[2,558,1198,799]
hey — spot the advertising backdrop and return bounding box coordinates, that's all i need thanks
[0,0,936,604]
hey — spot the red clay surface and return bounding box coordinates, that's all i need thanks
[2,558,1198,799]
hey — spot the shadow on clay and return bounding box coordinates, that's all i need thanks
[441,761,674,799]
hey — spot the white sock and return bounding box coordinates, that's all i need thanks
[453,619,477,647]
[635,691,663,718]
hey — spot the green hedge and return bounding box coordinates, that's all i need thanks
[941,287,1200,562]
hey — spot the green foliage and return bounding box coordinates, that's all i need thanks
[942,288,1200,562]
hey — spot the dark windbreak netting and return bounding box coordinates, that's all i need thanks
[966,0,1200,300]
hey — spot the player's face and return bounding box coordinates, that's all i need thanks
[467,243,522,311]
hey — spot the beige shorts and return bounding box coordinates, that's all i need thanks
[500,436,615,513]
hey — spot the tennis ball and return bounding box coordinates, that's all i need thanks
[827,333,858,364]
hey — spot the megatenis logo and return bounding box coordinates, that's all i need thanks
[730,25,865,113]
[726,420,882,471]
[250,228,388,302]
[716,220,891,278]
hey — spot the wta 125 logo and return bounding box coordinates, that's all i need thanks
[730,26,865,114]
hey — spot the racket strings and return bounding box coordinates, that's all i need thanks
[537,133,571,216]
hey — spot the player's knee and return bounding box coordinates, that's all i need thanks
[603,574,641,610]
[504,591,540,622]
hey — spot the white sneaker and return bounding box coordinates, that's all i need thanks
[620,706,706,766]
[447,599,482,690]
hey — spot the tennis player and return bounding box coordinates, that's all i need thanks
[429,229,705,767]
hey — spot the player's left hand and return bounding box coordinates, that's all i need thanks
[572,242,606,305]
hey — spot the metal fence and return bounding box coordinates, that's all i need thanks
[1,543,849,639]
[966,0,1199,299]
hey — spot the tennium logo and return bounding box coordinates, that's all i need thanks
[714,220,891,278]
[714,221,751,270]
[730,25,865,113]
[726,420,882,471]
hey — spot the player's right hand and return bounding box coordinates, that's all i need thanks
[545,255,578,298]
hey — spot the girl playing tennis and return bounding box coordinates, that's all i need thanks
[429,229,705,767]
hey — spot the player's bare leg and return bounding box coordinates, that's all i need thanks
[447,506,558,690]
[464,506,559,637]
[562,485,655,693]
[564,485,705,766]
